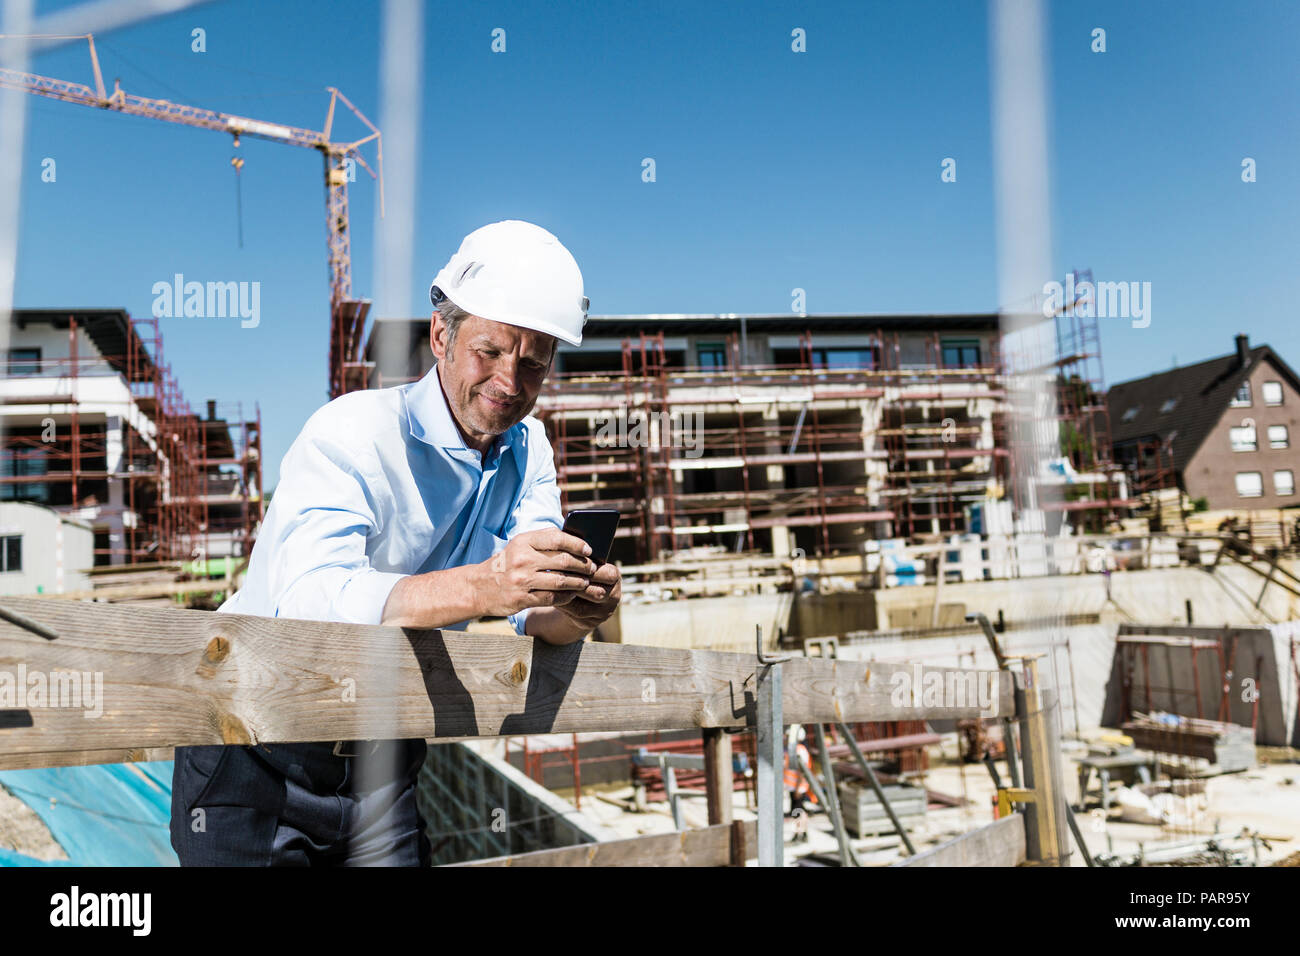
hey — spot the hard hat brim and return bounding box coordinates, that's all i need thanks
[430,282,584,346]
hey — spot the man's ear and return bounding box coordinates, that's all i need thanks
[430,311,447,361]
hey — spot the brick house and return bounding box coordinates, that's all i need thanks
[1108,334,1300,510]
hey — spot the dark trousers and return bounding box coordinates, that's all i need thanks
[170,739,430,866]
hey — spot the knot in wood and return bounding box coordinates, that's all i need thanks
[509,660,528,685]
[218,712,252,745]
[195,635,232,679]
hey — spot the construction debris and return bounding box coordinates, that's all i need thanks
[838,780,926,837]
[1095,828,1272,867]
[1122,713,1256,775]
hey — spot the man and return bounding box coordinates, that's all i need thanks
[170,220,621,866]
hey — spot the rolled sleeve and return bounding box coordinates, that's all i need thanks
[504,432,565,637]
[264,423,404,625]
[507,607,531,637]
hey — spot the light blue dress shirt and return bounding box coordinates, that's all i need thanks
[221,362,564,635]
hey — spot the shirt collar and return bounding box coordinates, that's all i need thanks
[405,363,528,471]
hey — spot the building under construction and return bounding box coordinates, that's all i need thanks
[0,37,376,578]
[0,308,262,569]
[366,308,1132,565]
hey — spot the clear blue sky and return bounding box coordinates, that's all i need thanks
[14,0,1298,488]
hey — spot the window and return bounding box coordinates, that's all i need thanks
[696,342,727,368]
[0,449,48,502]
[1262,381,1283,406]
[1276,470,1295,496]
[1230,425,1258,452]
[1268,425,1289,449]
[1159,397,1179,413]
[1235,472,1263,497]
[1230,382,1252,407]
[941,339,981,367]
[6,348,40,376]
[0,535,19,572]
[812,348,876,370]
[1122,406,1141,422]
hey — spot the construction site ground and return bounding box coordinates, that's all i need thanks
[2,736,1295,865]
[561,739,1300,867]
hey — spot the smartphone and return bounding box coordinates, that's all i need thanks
[561,509,620,565]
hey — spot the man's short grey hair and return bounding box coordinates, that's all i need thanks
[434,290,557,364]
[433,294,473,352]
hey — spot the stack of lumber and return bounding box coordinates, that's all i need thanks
[1144,488,1187,531]
[1185,508,1299,548]
[49,562,233,605]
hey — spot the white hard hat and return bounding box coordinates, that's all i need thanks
[430,220,589,346]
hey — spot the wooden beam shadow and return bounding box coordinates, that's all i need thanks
[404,628,480,737]
[499,639,583,735]
[402,629,585,738]
[0,710,34,729]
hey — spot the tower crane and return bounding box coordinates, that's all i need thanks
[0,33,383,398]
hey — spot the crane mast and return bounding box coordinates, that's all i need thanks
[0,33,383,398]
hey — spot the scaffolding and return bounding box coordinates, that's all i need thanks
[534,326,1007,563]
[0,311,260,565]
[363,308,1141,564]
[998,272,1135,531]
[875,329,1008,540]
[198,400,264,564]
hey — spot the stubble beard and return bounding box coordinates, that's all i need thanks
[469,385,535,436]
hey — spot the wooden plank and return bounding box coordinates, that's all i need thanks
[1115,635,1222,649]
[45,580,232,602]
[1020,684,1067,865]
[729,818,749,866]
[0,737,482,771]
[891,814,1026,867]
[84,561,186,576]
[0,597,1013,763]
[451,820,757,867]
[1119,623,1269,639]
[702,728,733,825]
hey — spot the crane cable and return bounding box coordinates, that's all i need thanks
[231,134,244,249]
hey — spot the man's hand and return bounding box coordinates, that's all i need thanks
[477,528,599,617]
[552,561,621,632]
[525,561,621,644]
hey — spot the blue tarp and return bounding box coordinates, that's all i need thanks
[0,761,177,866]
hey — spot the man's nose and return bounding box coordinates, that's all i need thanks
[492,355,522,395]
